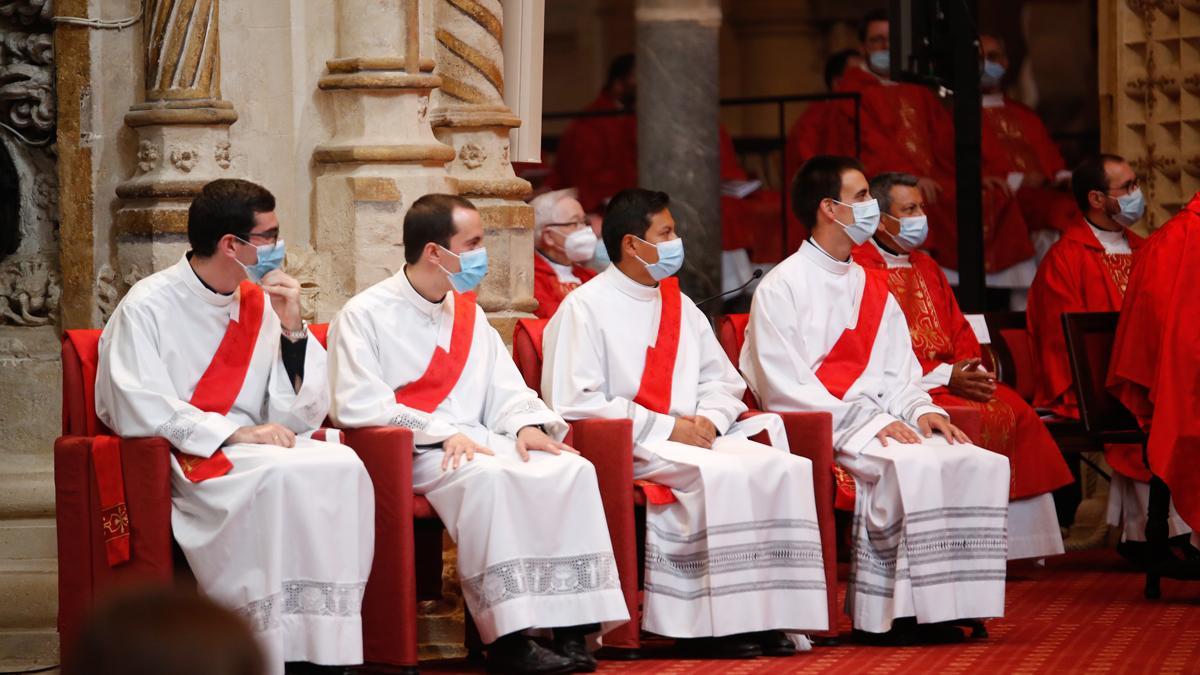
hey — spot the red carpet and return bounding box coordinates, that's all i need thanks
[423,550,1200,674]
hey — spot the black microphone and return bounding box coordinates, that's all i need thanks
[696,269,764,307]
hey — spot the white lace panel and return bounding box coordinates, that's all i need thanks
[238,580,366,632]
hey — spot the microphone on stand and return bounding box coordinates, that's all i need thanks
[696,269,764,308]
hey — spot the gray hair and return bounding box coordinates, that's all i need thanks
[869,172,920,215]
[529,188,579,239]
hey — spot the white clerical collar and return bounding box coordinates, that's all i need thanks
[604,264,660,301]
[393,265,447,320]
[538,251,581,283]
[176,255,238,308]
[982,93,1005,108]
[870,238,912,268]
[801,239,852,276]
[1086,220,1131,254]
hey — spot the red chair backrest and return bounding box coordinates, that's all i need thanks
[62,329,112,437]
[512,318,548,395]
[982,312,1036,403]
[715,314,759,408]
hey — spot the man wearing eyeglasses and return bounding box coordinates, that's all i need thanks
[530,188,600,319]
[95,179,375,674]
[1028,154,1193,556]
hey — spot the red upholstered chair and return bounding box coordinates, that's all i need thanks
[55,328,424,673]
[513,318,841,644]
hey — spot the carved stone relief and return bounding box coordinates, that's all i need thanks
[136,140,159,174]
[459,142,486,169]
[214,141,231,170]
[0,255,59,326]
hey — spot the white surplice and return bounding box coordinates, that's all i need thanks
[541,266,828,638]
[95,257,375,673]
[871,240,1064,561]
[327,268,629,644]
[741,241,1010,633]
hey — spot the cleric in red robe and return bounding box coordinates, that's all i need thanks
[854,172,1072,559]
[1028,154,1190,546]
[530,189,598,319]
[1109,191,1200,537]
[978,35,1080,246]
[551,54,639,214]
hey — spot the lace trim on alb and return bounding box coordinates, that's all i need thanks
[461,552,620,613]
[155,408,206,448]
[238,580,366,632]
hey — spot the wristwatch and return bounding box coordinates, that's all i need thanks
[282,321,308,342]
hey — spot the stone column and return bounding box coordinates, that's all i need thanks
[431,0,534,337]
[114,0,238,274]
[312,0,457,318]
[636,0,722,306]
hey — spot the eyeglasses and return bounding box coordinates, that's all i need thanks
[235,229,280,245]
[545,219,588,230]
[1103,179,1138,196]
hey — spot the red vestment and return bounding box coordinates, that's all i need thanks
[837,67,1030,272]
[1108,192,1200,529]
[552,92,638,213]
[719,127,789,261]
[854,243,1073,498]
[1027,221,1146,479]
[981,98,1080,234]
[533,253,597,320]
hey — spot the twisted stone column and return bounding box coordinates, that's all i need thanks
[115,0,239,272]
[431,0,534,336]
[311,0,457,318]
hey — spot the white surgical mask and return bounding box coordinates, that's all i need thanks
[831,198,881,245]
[883,213,929,251]
[550,227,598,263]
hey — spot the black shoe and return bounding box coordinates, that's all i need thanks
[284,665,350,675]
[912,622,967,644]
[750,630,797,657]
[676,635,762,659]
[851,618,919,647]
[486,635,576,675]
[553,626,598,672]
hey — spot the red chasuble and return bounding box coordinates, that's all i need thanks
[1108,192,1200,529]
[854,243,1073,498]
[1027,222,1146,480]
[74,281,266,565]
[981,98,1080,235]
[394,292,477,413]
[551,92,638,213]
[718,127,790,262]
[533,254,597,320]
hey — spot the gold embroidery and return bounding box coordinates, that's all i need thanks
[1102,253,1133,296]
[886,268,955,364]
[101,503,130,539]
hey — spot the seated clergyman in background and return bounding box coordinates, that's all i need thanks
[328,194,628,675]
[541,188,828,659]
[531,188,598,319]
[741,156,1010,644]
[95,179,375,674]
[853,172,1072,561]
[1027,154,1192,554]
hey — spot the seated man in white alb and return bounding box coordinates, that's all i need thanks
[327,194,629,675]
[541,188,828,659]
[95,179,375,675]
[741,156,1011,644]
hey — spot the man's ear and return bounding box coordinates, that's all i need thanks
[423,242,441,265]
[217,233,239,258]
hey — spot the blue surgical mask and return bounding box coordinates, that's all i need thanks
[236,238,286,283]
[439,246,489,293]
[884,213,929,251]
[981,60,1006,88]
[634,236,684,281]
[868,50,890,75]
[832,199,881,245]
[591,239,612,269]
[1111,188,1145,227]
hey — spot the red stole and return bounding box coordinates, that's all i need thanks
[394,292,477,413]
[815,271,890,399]
[77,281,265,566]
[633,278,682,415]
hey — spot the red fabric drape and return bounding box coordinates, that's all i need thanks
[394,292,477,414]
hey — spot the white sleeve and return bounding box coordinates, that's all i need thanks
[95,303,239,458]
[541,297,675,445]
[327,306,461,445]
[689,303,749,435]
[921,362,955,391]
[479,320,569,441]
[877,299,947,425]
[740,281,894,453]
